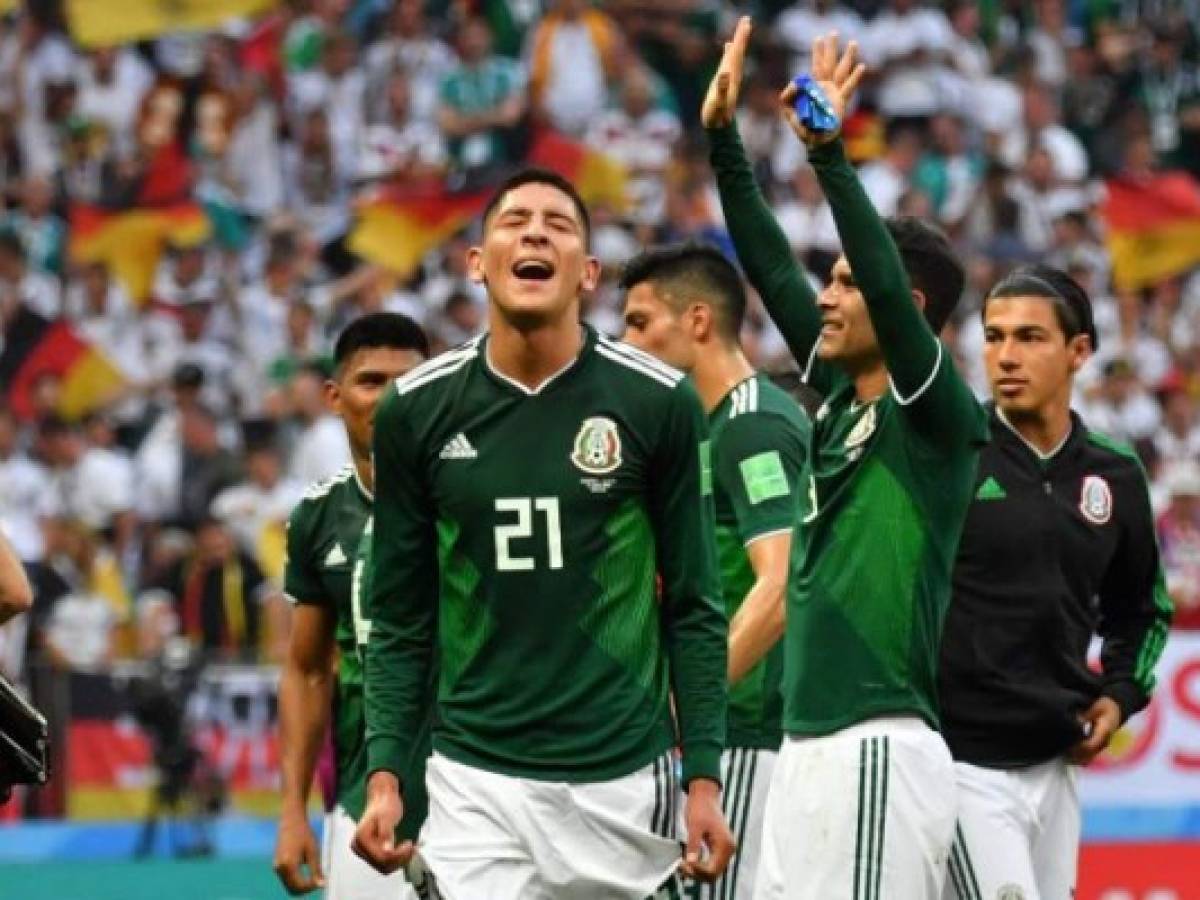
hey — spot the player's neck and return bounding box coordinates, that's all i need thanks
[997,400,1073,458]
[852,363,889,405]
[693,345,755,414]
[352,454,374,496]
[486,313,584,392]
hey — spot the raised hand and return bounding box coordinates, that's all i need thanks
[779,32,866,147]
[700,16,753,129]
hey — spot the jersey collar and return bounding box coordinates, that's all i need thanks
[991,404,1078,464]
[481,324,594,397]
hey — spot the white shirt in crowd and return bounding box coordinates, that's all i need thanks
[289,415,352,487]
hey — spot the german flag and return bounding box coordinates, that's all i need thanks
[1103,172,1200,292]
[0,307,127,421]
[349,130,627,278]
[68,204,210,305]
[65,0,277,48]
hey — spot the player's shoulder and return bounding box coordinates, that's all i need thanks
[593,334,686,393]
[289,464,356,530]
[391,335,484,402]
[1082,426,1149,483]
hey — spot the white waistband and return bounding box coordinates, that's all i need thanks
[786,715,932,744]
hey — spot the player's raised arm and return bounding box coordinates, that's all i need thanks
[703,17,822,368]
[782,35,957,420]
[358,387,437,873]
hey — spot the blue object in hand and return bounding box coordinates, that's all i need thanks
[790,75,840,134]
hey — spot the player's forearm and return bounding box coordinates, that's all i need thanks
[666,595,728,786]
[807,138,938,391]
[727,573,787,684]
[707,122,821,361]
[278,660,333,811]
[364,616,433,781]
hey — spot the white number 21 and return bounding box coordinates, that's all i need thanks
[494,497,563,572]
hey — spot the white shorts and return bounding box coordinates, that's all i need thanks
[689,746,777,900]
[755,716,957,900]
[943,758,1079,900]
[321,804,421,900]
[419,751,684,900]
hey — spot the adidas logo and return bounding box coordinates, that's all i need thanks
[439,433,477,460]
[975,476,1007,501]
[324,544,348,567]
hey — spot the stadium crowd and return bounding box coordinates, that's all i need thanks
[0,0,1198,693]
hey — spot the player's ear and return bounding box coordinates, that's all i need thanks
[689,302,712,342]
[325,378,341,417]
[466,246,486,285]
[579,255,601,293]
[1066,332,1093,374]
[911,288,927,316]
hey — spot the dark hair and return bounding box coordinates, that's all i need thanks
[480,167,591,246]
[333,312,430,369]
[884,216,964,333]
[0,230,25,260]
[619,242,747,342]
[984,263,1098,349]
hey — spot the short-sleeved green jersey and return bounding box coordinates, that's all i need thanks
[788,351,988,735]
[710,374,809,749]
[284,466,372,819]
[349,518,430,839]
[365,326,727,786]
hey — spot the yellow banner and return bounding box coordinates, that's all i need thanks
[66,0,276,48]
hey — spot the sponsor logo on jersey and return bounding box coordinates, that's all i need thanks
[324,544,348,567]
[439,432,477,460]
[571,417,622,475]
[975,475,1007,501]
[844,403,876,450]
[1079,474,1113,524]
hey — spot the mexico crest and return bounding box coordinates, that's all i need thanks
[1079,475,1113,525]
[571,417,622,475]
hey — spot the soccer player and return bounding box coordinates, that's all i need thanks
[354,169,735,898]
[621,242,809,900]
[704,22,988,898]
[274,313,430,899]
[939,265,1173,900]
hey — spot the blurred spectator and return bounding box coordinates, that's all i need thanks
[913,114,983,232]
[282,107,349,245]
[364,0,456,125]
[285,362,350,486]
[777,0,864,73]
[152,517,271,660]
[586,65,680,227]
[858,124,922,218]
[438,17,527,177]
[38,414,135,538]
[1154,378,1200,467]
[1077,357,1162,445]
[210,441,303,575]
[73,46,154,163]
[288,29,367,184]
[0,404,48,562]
[4,175,66,276]
[998,82,1090,184]
[862,0,953,122]
[1159,461,1200,629]
[527,0,621,137]
[773,164,839,277]
[356,70,447,184]
[0,229,60,320]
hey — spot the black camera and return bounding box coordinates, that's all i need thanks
[0,671,50,803]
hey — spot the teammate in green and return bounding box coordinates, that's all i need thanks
[274,313,430,899]
[354,169,735,898]
[622,242,809,900]
[704,23,988,899]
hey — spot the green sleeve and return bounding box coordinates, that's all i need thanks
[364,388,438,784]
[807,138,984,447]
[351,517,374,656]
[707,123,824,380]
[283,501,327,606]
[1098,459,1175,722]
[650,381,727,786]
[715,413,806,545]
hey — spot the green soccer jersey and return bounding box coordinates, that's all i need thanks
[364,326,727,786]
[710,374,809,749]
[709,123,988,736]
[284,466,373,820]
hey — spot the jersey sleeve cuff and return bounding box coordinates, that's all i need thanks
[681,742,724,788]
[1102,681,1149,725]
[366,734,411,781]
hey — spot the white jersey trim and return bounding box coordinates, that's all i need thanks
[598,336,685,384]
[743,526,793,548]
[889,338,943,407]
[596,345,677,388]
[302,464,355,500]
